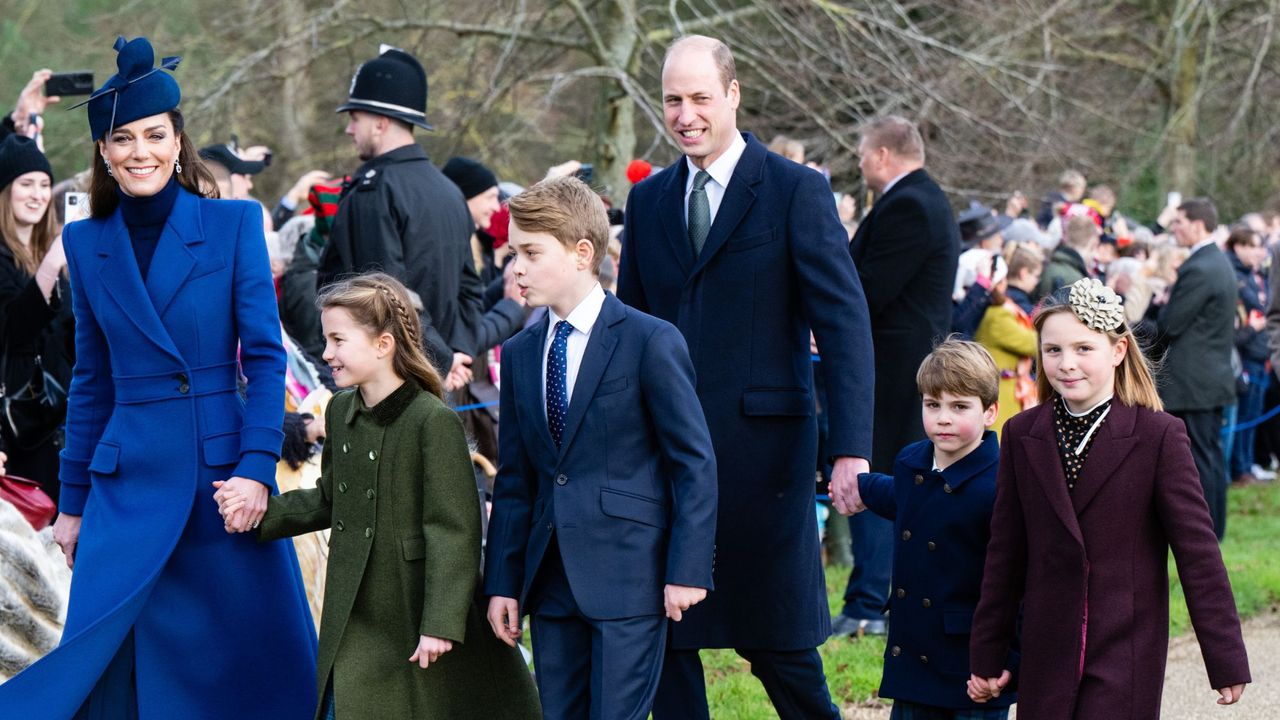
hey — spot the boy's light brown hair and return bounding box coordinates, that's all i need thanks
[916,337,999,409]
[508,176,610,274]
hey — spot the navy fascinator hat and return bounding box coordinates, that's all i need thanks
[75,36,182,141]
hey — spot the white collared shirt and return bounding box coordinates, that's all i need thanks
[1191,236,1218,255]
[542,283,606,413]
[684,132,748,227]
[881,170,912,196]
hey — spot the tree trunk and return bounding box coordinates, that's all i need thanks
[595,0,640,198]
[1167,10,1201,195]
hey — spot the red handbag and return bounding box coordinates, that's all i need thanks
[0,474,56,530]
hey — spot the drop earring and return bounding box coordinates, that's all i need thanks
[174,159,183,175]
[103,159,113,177]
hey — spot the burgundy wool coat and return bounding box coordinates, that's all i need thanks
[970,400,1250,719]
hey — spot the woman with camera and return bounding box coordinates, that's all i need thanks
[0,37,317,718]
[0,134,74,505]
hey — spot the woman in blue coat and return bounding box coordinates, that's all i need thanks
[0,37,317,718]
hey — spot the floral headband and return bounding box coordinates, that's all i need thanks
[1066,278,1125,332]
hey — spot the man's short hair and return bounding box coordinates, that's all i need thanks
[916,338,999,409]
[1088,184,1116,205]
[508,176,610,274]
[665,35,737,92]
[859,115,925,164]
[1064,214,1100,250]
[1059,170,1087,193]
[1179,197,1219,233]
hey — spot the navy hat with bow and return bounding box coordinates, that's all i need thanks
[76,36,181,141]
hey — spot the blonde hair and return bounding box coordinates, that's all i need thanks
[508,176,610,274]
[917,337,1000,409]
[317,272,445,399]
[0,184,58,275]
[1032,297,1163,411]
[859,115,926,164]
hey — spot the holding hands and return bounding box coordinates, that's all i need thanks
[212,477,269,533]
[409,635,453,669]
[829,457,869,515]
[967,670,1011,703]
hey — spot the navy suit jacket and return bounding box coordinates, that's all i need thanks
[618,133,874,649]
[483,293,717,620]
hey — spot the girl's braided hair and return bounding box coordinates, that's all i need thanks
[316,272,445,399]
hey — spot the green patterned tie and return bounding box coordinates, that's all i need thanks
[688,170,712,256]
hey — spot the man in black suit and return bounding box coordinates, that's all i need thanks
[838,116,959,635]
[1158,198,1238,539]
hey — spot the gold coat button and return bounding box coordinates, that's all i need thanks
[914,474,923,485]
[896,588,906,599]
[901,530,912,541]
[920,655,929,664]
[922,598,932,608]
[891,646,901,656]
[927,541,937,551]
[943,483,953,493]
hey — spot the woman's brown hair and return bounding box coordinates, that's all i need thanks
[316,272,445,399]
[88,108,219,218]
[0,183,58,275]
[1032,294,1163,411]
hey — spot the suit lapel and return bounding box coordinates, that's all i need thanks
[145,190,202,319]
[556,295,622,461]
[517,314,557,456]
[1071,402,1139,515]
[1020,404,1085,547]
[659,161,694,275]
[690,135,762,278]
[94,211,184,362]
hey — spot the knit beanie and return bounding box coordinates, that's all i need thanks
[442,157,498,200]
[0,135,53,192]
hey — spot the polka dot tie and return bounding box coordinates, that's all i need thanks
[688,170,712,256]
[546,320,573,447]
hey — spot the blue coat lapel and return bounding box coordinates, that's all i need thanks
[94,211,183,363]
[145,190,203,319]
[659,161,694,275]
[556,294,623,461]
[690,133,763,278]
[517,314,557,456]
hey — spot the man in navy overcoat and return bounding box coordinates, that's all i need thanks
[617,35,875,720]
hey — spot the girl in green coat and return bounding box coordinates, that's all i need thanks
[217,272,539,720]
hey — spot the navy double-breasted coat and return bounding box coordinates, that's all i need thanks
[618,133,875,649]
[0,189,318,718]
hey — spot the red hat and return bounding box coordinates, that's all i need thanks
[626,159,652,185]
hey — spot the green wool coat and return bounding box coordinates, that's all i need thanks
[260,382,541,720]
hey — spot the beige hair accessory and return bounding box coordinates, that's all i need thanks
[1067,277,1125,332]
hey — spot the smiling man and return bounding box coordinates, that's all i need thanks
[617,35,875,720]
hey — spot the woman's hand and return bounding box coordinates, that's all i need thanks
[35,236,66,301]
[408,635,453,669]
[211,477,269,533]
[53,513,82,569]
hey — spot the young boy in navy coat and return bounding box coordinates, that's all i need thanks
[484,176,718,720]
[852,339,1017,719]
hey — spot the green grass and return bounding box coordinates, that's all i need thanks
[702,482,1280,717]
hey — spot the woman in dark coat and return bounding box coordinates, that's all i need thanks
[0,135,74,503]
[969,283,1250,719]
[0,37,317,718]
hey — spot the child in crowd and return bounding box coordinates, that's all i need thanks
[974,245,1041,436]
[216,272,539,720]
[969,277,1251,718]
[484,176,718,720]
[852,338,1016,719]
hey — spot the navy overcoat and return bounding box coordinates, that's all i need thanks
[617,133,875,649]
[0,189,318,718]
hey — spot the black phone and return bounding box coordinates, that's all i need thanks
[45,72,95,97]
[574,163,594,185]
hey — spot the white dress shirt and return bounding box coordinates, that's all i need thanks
[881,170,912,197]
[542,283,607,415]
[684,132,748,227]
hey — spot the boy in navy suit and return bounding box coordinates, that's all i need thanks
[851,339,1017,719]
[484,176,718,720]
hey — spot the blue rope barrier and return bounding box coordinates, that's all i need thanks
[1224,402,1280,434]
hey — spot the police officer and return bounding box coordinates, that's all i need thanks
[319,46,477,380]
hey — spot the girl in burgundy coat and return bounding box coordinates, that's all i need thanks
[968,278,1251,718]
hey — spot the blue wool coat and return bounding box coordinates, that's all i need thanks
[859,432,1015,710]
[0,189,318,719]
[618,133,875,649]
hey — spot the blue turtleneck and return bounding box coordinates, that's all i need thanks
[118,175,180,281]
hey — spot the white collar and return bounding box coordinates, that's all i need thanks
[685,132,747,191]
[1063,394,1113,417]
[548,283,606,335]
[881,170,913,196]
[1191,237,1218,254]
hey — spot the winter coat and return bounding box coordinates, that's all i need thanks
[1035,245,1088,301]
[974,301,1039,436]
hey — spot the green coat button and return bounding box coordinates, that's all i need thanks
[369,450,377,461]
[336,521,345,531]
[339,482,348,493]
[364,528,373,538]
[342,443,349,453]
[366,489,375,499]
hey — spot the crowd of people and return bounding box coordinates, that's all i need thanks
[0,28,1262,720]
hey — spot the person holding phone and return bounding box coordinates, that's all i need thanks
[0,135,73,504]
[0,36,317,718]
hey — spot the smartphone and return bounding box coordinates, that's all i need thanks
[574,163,594,185]
[63,192,90,225]
[1166,191,1182,209]
[45,72,95,97]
